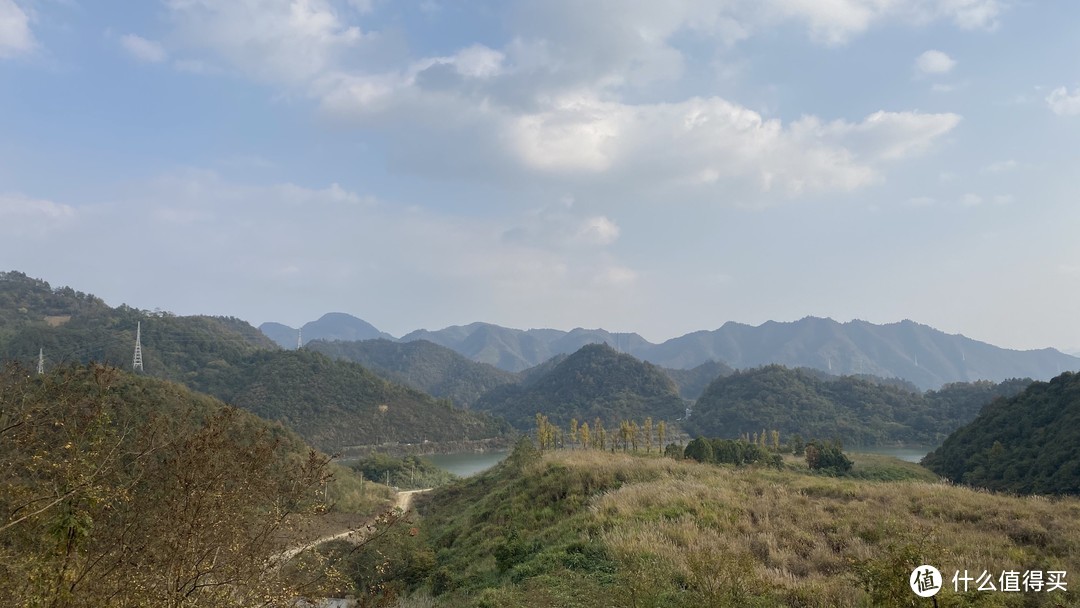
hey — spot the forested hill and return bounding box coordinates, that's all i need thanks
[688,365,1031,447]
[0,272,507,452]
[0,272,275,391]
[305,338,516,408]
[473,343,685,429]
[222,350,509,451]
[922,371,1080,495]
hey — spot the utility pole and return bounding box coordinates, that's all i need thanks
[37,348,44,375]
[133,321,144,372]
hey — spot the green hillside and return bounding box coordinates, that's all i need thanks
[307,338,516,408]
[224,349,510,451]
[689,365,1029,447]
[378,444,1079,606]
[0,272,507,452]
[474,343,685,429]
[0,363,390,607]
[923,371,1080,495]
[0,272,276,392]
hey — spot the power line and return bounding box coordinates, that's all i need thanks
[135,321,145,373]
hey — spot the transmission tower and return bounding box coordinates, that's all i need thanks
[37,348,44,375]
[297,328,302,350]
[133,321,144,372]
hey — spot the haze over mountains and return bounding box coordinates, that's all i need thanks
[262,314,1080,390]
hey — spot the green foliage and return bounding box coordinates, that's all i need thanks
[222,350,510,452]
[805,441,853,475]
[683,437,713,463]
[923,371,1080,495]
[791,433,805,456]
[663,442,683,459]
[684,437,783,469]
[688,365,1031,447]
[475,343,684,430]
[352,453,458,489]
[307,338,517,408]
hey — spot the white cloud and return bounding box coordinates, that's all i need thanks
[504,203,622,248]
[164,0,365,85]
[0,0,34,58]
[1047,86,1080,116]
[156,0,964,204]
[982,159,1017,173]
[576,216,620,246]
[505,98,959,198]
[173,59,223,75]
[765,0,1001,44]
[959,192,983,206]
[914,49,956,75]
[907,196,936,206]
[0,193,76,237]
[121,34,167,63]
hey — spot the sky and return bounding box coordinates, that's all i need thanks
[1,0,1079,352]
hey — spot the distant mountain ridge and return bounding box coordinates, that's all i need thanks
[263,313,1080,389]
[305,338,516,408]
[260,312,395,348]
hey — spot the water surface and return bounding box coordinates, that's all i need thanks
[851,446,932,463]
[426,451,509,477]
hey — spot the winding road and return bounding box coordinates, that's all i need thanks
[273,488,432,563]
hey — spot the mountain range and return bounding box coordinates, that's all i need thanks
[261,314,1080,389]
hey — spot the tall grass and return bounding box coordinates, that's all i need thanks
[413,449,1080,607]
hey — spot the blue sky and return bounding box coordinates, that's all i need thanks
[2,0,1080,352]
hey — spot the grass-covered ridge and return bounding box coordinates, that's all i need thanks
[410,445,1079,607]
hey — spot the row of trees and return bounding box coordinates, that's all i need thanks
[534,414,667,453]
[680,435,851,474]
[682,437,784,469]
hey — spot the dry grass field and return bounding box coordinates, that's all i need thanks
[409,447,1080,607]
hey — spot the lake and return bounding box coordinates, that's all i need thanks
[851,446,933,463]
[426,451,509,477]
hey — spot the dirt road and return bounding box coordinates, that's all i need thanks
[273,488,432,563]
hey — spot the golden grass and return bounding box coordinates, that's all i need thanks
[566,451,1080,607]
